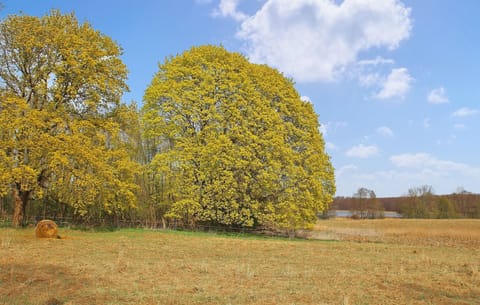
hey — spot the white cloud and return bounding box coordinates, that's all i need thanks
[212,0,248,22]
[346,144,379,158]
[374,68,413,99]
[336,166,480,197]
[336,153,480,197]
[390,153,433,168]
[320,121,348,137]
[358,73,382,87]
[336,164,358,176]
[234,0,412,82]
[390,153,478,175]
[427,87,449,104]
[319,125,327,137]
[453,123,466,130]
[300,95,312,103]
[452,107,479,117]
[325,142,338,151]
[354,57,394,89]
[357,56,395,66]
[354,58,410,95]
[376,126,394,137]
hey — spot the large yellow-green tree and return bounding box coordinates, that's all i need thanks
[0,11,139,226]
[143,45,335,231]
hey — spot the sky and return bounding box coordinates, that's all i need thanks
[1,0,479,197]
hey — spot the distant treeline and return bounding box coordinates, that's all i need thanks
[332,192,480,219]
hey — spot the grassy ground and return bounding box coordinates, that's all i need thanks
[1,219,479,305]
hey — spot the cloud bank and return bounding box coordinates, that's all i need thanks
[227,0,412,82]
[336,153,480,196]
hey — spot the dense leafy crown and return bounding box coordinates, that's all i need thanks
[143,45,335,229]
[0,11,139,223]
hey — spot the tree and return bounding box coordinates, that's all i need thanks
[142,45,335,231]
[437,197,457,219]
[0,11,139,226]
[352,187,383,219]
[451,187,476,218]
[401,185,437,218]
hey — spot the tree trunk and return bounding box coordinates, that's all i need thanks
[12,186,30,227]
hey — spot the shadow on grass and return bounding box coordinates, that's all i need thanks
[148,227,333,243]
[0,263,93,305]
[400,282,480,305]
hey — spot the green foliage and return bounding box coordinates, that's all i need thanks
[437,197,457,219]
[400,185,436,218]
[398,185,465,219]
[0,11,139,225]
[143,45,335,230]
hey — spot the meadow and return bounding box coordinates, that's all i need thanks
[1,219,479,305]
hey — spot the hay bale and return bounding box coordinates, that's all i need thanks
[35,219,60,238]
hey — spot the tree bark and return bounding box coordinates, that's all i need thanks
[12,186,30,227]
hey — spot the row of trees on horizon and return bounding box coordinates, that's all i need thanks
[332,186,480,219]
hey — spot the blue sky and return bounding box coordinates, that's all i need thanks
[2,0,479,197]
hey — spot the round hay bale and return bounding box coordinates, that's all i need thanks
[35,219,59,238]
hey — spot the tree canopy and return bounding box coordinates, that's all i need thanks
[0,11,139,226]
[142,45,335,231]
[0,11,336,230]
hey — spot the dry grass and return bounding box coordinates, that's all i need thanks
[312,218,480,248]
[1,219,479,305]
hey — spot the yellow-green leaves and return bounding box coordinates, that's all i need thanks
[143,45,335,230]
[0,11,137,225]
[0,10,127,116]
[0,13,334,229]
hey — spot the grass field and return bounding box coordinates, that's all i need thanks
[1,219,479,305]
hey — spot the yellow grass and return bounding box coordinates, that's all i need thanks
[1,219,479,305]
[312,218,480,247]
